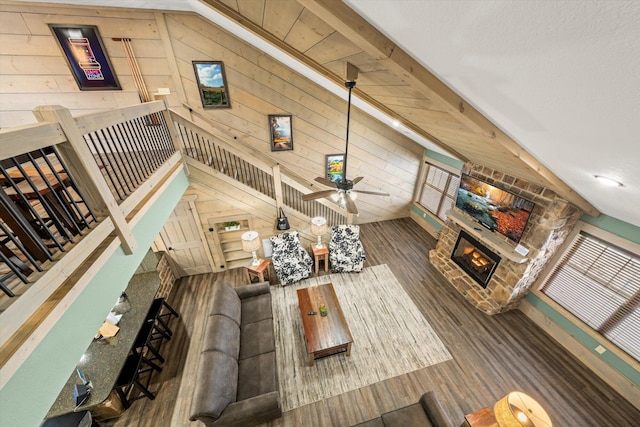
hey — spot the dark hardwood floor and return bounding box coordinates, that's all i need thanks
[102,218,639,427]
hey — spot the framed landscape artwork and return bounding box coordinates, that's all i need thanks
[326,154,345,182]
[269,114,293,151]
[49,24,121,91]
[193,61,231,108]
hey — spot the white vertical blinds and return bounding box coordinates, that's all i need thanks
[541,231,640,362]
[418,163,459,221]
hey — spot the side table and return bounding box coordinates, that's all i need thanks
[461,407,498,427]
[311,244,329,274]
[246,259,271,284]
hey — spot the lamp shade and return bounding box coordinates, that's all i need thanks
[310,216,327,236]
[494,392,552,427]
[241,230,261,252]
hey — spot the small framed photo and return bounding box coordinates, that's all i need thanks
[193,61,231,108]
[325,154,345,182]
[49,24,121,91]
[269,114,293,151]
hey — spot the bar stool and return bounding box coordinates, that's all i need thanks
[132,319,165,365]
[113,351,161,409]
[146,297,179,340]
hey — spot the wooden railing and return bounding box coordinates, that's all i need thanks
[171,108,350,226]
[0,100,184,383]
[0,99,347,384]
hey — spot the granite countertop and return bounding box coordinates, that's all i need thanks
[46,272,160,419]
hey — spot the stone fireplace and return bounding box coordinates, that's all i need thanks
[451,230,501,288]
[429,163,583,315]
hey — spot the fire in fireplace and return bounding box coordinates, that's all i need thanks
[451,230,501,288]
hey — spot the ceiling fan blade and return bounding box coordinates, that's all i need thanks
[352,176,364,184]
[343,193,359,215]
[302,190,337,201]
[314,177,337,187]
[352,189,390,196]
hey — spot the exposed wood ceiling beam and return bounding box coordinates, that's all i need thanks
[297,0,599,216]
[199,0,464,161]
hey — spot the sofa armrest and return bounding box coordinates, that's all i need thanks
[419,391,455,427]
[213,391,282,427]
[235,282,270,300]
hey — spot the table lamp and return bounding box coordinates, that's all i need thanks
[241,230,261,266]
[310,216,327,248]
[494,391,552,427]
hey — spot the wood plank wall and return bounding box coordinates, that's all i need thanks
[0,1,425,224]
[0,2,182,125]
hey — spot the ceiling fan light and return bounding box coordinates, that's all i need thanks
[594,175,623,187]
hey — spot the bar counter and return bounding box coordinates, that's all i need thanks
[46,272,160,418]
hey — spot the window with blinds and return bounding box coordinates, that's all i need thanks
[540,231,640,362]
[418,163,460,221]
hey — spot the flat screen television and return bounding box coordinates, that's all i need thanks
[455,174,535,243]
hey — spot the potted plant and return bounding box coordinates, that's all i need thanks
[223,221,241,231]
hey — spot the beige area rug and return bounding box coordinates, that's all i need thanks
[271,264,452,411]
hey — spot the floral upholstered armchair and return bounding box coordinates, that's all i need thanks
[329,224,366,273]
[269,231,313,285]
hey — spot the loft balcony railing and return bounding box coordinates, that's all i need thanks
[0,99,347,385]
[1,103,179,300]
[172,108,350,227]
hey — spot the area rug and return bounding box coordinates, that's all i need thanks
[271,264,452,411]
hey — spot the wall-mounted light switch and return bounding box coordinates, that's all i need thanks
[595,345,606,354]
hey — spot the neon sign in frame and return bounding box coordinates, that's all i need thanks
[50,24,121,91]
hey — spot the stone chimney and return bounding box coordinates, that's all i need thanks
[429,163,582,314]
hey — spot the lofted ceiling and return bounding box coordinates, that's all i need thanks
[13,0,640,228]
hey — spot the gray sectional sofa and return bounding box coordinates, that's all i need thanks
[189,281,281,427]
[352,391,455,427]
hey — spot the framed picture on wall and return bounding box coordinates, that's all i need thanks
[325,154,345,182]
[268,114,293,151]
[193,61,231,108]
[49,24,121,91]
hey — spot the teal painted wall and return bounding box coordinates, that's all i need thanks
[525,213,640,386]
[421,148,640,388]
[424,148,464,170]
[0,169,188,427]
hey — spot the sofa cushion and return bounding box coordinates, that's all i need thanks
[237,351,277,401]
[202,315,240,359]
[419,391,455,427]
[239,318,275,360]
[210,282,241,325]
[381,403,433,426]
[241,293,273,326]
[189,351,238,420]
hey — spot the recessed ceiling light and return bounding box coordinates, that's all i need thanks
[392,120,400,127]
[594,175,624,187]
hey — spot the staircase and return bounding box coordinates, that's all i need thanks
[169,108,351,229]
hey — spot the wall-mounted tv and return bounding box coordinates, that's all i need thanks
[455,174,535,243]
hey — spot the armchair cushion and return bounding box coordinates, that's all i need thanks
[329,225,366,273]
[269,231,313,285]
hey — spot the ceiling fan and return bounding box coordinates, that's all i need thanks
[302,64,389,215]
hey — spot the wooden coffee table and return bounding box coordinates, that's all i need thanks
[297,283,353,366]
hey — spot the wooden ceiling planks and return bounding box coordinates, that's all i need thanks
[200,0,598,216]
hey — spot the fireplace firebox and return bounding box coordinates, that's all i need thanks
[451,230,501,288]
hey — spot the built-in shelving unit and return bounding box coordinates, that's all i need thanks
[447,209,528,264]
[207,214,254,270]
